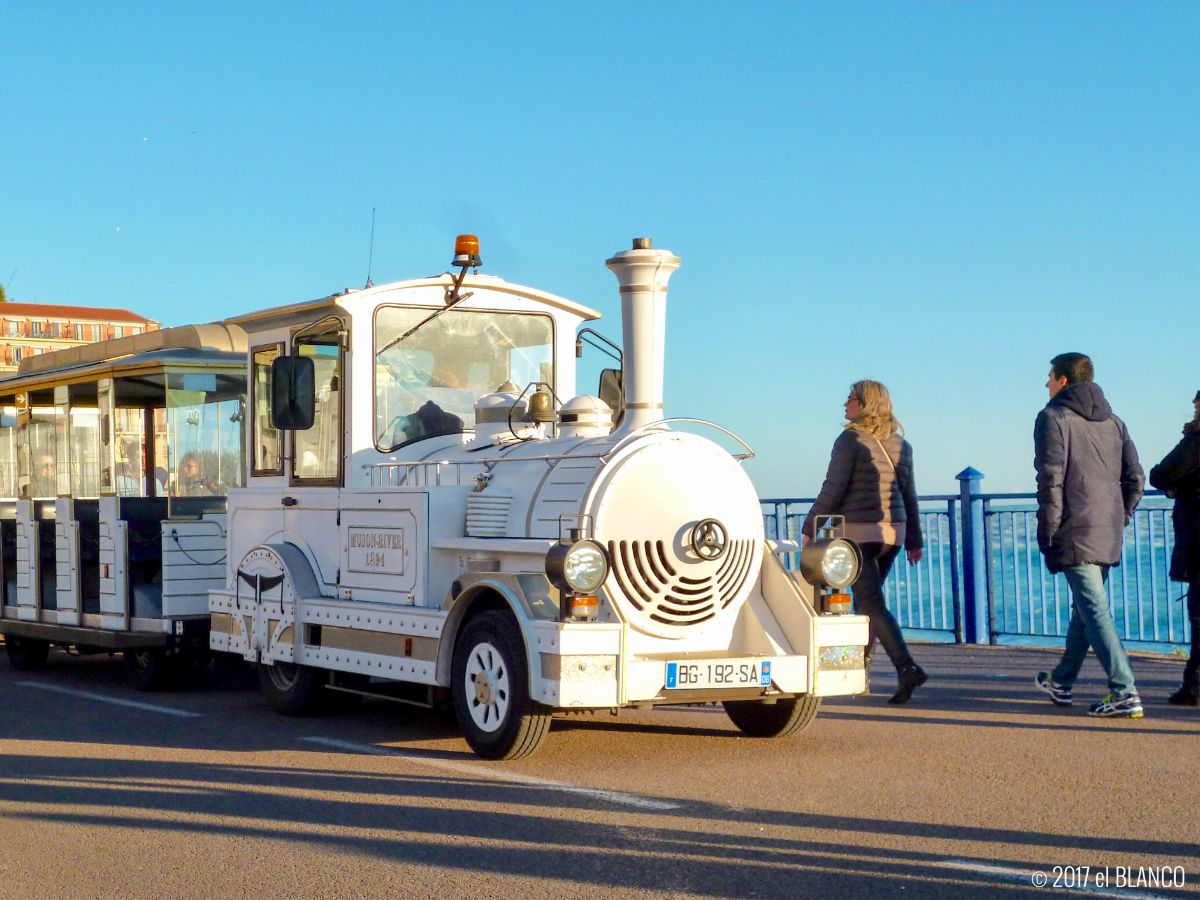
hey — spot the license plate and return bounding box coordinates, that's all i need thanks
[665,659,771,690]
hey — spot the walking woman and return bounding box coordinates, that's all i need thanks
[1149,389,1200,706]
[803,380,927,704]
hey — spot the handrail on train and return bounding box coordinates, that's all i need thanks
[365,417,756,487]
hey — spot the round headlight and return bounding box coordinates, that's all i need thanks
[547,539,610,594]
[820,541,859,589]
[563,541,608,592]
[799,537,861,589]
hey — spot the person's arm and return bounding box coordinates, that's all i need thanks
[898,441,923,560]
[802,431,857,539]
[1117,420,1145,524]
[1034,409,1066,555]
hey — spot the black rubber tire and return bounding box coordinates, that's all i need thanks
[6,635,50,671]
[124,648,175,692]
[452,610,550,760]
[723,694,821,737]
[258,660,328,716]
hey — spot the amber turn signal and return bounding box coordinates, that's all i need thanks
[824,592,853,614]
[569,594,599,621]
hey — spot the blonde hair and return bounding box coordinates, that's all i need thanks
[845,379,904,441]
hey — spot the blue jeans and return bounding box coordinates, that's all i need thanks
[1051,564,1136,695]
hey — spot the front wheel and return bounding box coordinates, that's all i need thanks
[452,611,550,760]
[6,635,50,671]
[723,695,821,737]
[258,660,328,716]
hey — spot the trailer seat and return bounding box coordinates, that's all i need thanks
[38,518,57,611]
[121,498,167,621]
[77,501,102,614]
[133,575,163,619]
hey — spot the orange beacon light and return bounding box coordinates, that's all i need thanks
[453,234,481,268]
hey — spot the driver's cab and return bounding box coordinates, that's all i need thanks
[225,256,600,608]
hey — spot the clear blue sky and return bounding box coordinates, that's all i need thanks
[3,2,1196,497]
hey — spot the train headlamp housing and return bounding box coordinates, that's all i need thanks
[799,538,861,590]
[546,539,610,595]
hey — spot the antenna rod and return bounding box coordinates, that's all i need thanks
[365,208,376,288]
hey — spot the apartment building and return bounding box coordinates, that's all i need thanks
[0,302,160,374]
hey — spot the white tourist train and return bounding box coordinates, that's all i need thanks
[0,325,247,688]
[210,235,871,758]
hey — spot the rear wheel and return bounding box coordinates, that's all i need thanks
[6,635,50,671]
[258,660,328,716]
[723,695,821,737]
[452,611,550,759]
[124,648,175,691]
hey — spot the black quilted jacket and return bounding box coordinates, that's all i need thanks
[1149,431,1200,583]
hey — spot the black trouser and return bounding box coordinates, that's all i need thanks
[1184,583,1200,690]
[853,542,915,674]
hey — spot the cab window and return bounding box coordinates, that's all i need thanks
[374,308,554,451]
[251,345,284,475]
[292,330,342,483]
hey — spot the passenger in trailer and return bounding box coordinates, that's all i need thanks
[27,451,57,499]
[178,452,215,497]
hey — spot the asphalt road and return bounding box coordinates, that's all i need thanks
[0,642,1196,899]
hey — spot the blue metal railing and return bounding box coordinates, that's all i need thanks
[762,478,1189,654]
[763,496,963,643]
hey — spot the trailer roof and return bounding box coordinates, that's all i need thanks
[9,323,247,379]
[0,325,247,394]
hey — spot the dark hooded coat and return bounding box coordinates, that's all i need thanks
[1149,430,1200,584]
[1034,382,1144,572]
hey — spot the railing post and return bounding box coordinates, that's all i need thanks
[946,497,963,642]
[957,467,989,644]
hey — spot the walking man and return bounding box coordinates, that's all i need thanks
[1034,352,1145,717]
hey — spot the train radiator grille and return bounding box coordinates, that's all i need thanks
[605,539,755,631]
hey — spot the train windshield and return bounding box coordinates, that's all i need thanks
[374,308,554,451]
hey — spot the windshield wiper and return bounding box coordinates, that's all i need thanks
[377,263,475,357]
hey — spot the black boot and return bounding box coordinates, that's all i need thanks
[1171,617,1200,706]
[889,665,928,704]
[1167,685,1199,706]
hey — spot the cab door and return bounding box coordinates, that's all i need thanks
[283,322,346,595]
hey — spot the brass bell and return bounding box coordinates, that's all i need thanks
[525,387,557,424]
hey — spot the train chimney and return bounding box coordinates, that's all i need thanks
[605,237,680,434]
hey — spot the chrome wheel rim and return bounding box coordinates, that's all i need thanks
[464,641,509,733]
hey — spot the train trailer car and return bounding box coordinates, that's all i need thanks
[211,236,870,758]
[0,325,248,688]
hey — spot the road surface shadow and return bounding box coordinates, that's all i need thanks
[0,751,1193,897]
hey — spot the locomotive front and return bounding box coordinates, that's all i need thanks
[466,239,871,727]
[585,429,765,641]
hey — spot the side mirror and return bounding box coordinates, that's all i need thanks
[271,355,315,430]
[598,368,624,428]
